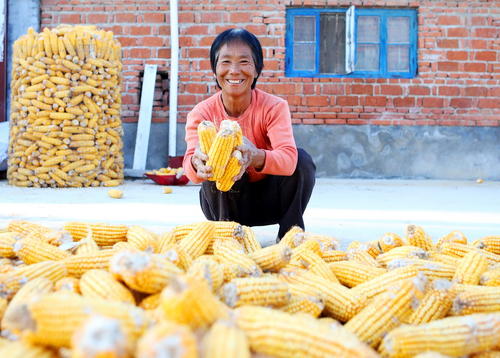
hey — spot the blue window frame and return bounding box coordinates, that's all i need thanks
[285,7,417,78]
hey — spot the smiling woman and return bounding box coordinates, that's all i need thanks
[182,28,316,240]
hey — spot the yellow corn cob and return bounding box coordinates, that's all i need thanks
[80,269,135,304]
[239,225,262,253]
[235,305,379,358]
[347,248,382,267]
[344,273,428,348]
[0,260,67,299]
[280,269,365,322]
[206,127,237,181]
[14,292,149,349]
[75,235,100,255]
[350,265,420,300]
[473,235,500,255]
[377,232,404,253]
[62,249,117,278]
[0,340,57,358]
[53,277,80,293]
[377,245,429,266]
[406,278,454,324]
[138,293,162,310]
[320,249,348,263]
[216,150,242,192]
[379,313,500,358]
[7,220,54,238]
[71,315,130,358]
[279,225,305,247]
[126,225,158,252]
[197,120,217,154]
[469,351,500,358]
[0,232,17,258]
[14,235,71,264]
[136,321,198,358]
[347,241,380,258]
[157,230,176,253]
[436,230,468,248]
[213,239,262,280]
[290,239,323,265]
[186,255,224,292]
[428,252,461,267]
[406,224,434,251]
[386,258,456,281]
[160,243,192,271]
[297,250,339,282]
[329,261,387,287]
[110,250,182,294]
[281,294,325,317]
[1,277,53,333]
[177,221,215,259]
[160,275,229,329]
[453,250,489,285]
[451,285,500,315]
[248,244,292,272]
[412,353,453,358]
[202,319,251,358]
[480,267,500,286]
[64,222,128,246]
[222,275,290,308]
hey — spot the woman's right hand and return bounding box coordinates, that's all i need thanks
[191,147,213,180]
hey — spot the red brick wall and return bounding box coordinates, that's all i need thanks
[40,0,500,126]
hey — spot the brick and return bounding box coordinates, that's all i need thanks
[478,99,500,108]
[465,87,487,97]
[184,25,210,35]
[158,48,171,58]
[471,40,488,49]
[302,118,325,124]
[393,97,415,107]
[116,37,138,47]
[142,13,165,23]
[230,12,253,22]
[130,26,152,36]
[471,16,488,26]
[437,16,461,26]
[337,96,359,106]
[321,84,345,95]
[115,13,136,22]
[437,62,459,71]
[450,98,472,108]
[446,51,467,61]
[474,28,497,38]
[464,62,486,72]
[140,37,164,47]
[60,13,81,23]
[364,96,387,106]
[423,98,444,108]
[305,96,329,106]
[187,48,209,58]
[475,51,496,61]
[129,48,152,58]
[380,85,402,96]
[438,86,460,96]
[437,39,459,48]
[185,83,208,94]
[409,86,430,96]
[87,13,108,23]
[351,85,373,95]
[447,28,468,37]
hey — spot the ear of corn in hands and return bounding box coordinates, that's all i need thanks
[199,119,243,190]
[0,220,498,357]
[8,25,124,188]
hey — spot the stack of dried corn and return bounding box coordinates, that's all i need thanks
[0,220,499,358]
[198,119,243,192]
[7,25,124,188]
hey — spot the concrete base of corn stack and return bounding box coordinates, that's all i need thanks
[1,178,500,249]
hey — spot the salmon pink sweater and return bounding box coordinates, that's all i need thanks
[183,88,298,184]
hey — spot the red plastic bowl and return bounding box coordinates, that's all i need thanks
[144,173,189,185]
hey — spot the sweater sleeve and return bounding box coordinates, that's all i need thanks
[258,100,298,176]
[182,107,206,184]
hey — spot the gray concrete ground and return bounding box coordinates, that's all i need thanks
[1,178,499,249]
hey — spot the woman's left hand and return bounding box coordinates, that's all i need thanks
[233,137,265,181]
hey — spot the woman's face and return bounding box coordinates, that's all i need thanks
[215,41,257,98]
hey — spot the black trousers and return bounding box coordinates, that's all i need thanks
[199,148,316,239]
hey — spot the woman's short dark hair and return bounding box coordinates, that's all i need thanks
[210,28,263,89]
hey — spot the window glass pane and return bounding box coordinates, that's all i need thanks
[357,16,379,42]
[388,17,410,43]
[294,16,315,42]
[320,13,346,74]
[293,43,315,71]
[356,44,379,71]
[388,45,409,71]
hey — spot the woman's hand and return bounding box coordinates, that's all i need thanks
[234,137,265,181]
[191,147,213,180]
